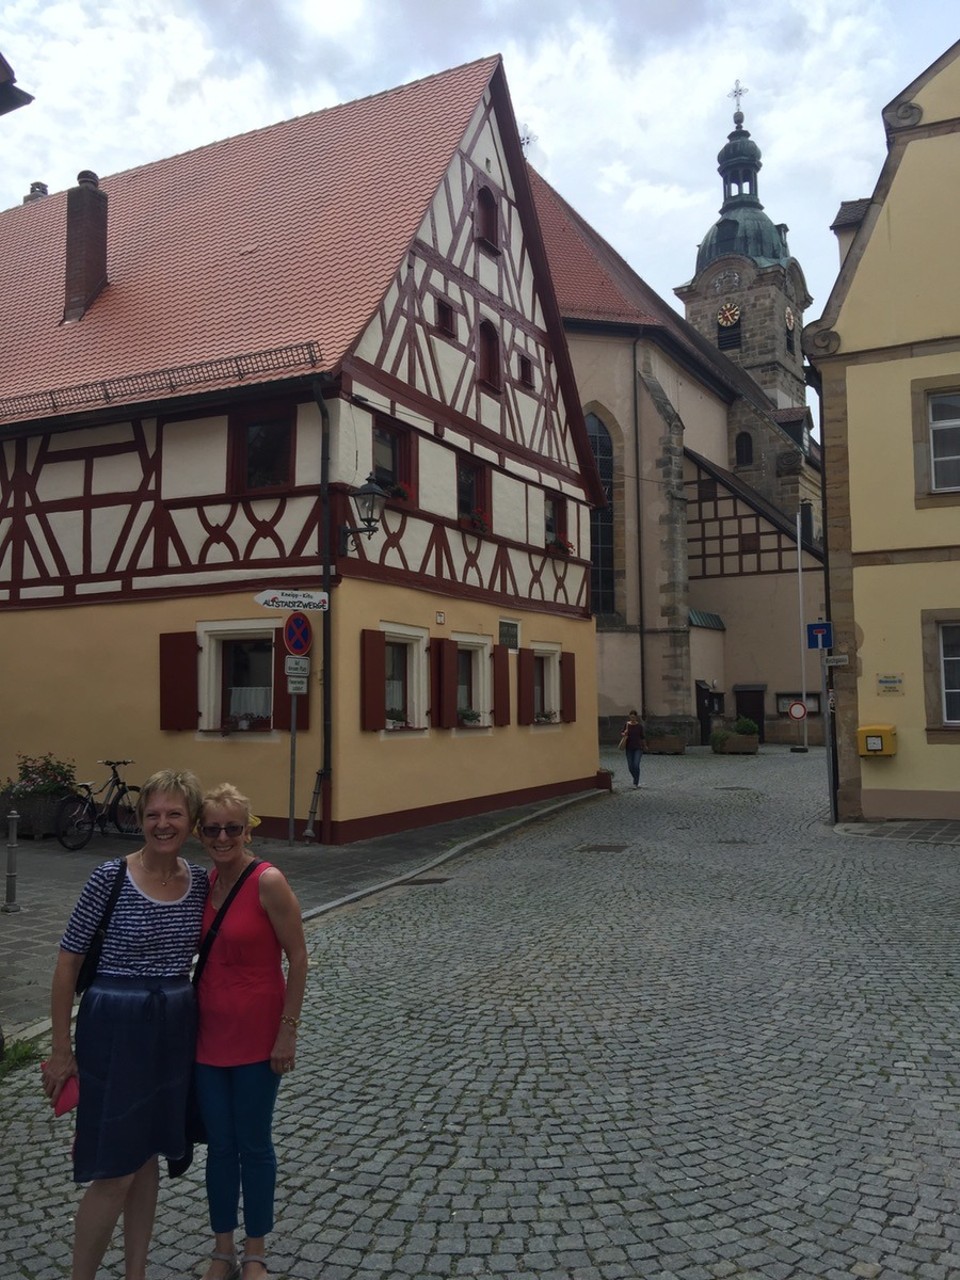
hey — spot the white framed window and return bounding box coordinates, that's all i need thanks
[381,621,429,730]
[941,623,960,723]
[930,393,960,492]
[531,642,561,723]
[452,632,492,726]
[197,619,280,733]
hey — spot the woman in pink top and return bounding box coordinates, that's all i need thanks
[194,784,307,1280]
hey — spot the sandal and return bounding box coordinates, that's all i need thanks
[240,1256,268,1278]
[204,1251,240,1280]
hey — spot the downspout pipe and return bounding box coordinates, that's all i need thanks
[303,377,333,845]
[633,333,646,716]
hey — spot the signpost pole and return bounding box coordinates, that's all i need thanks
[288,695,297,844]
[793,510,809,753]
[821,645,837,824]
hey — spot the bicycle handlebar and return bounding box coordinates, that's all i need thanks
[98,759,134,767]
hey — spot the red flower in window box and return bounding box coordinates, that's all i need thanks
[459,509,489,533]
[546,536,573,556]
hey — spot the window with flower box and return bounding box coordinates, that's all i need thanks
[457,456,491,531]
[159,622,307,733]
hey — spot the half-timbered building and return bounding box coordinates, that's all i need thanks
[0,56,605,841]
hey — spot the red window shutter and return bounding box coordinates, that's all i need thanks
[272,638,309,731]
[360,629,386,731]
[159,632,199,731]
[517,647,535,726]
[492,644,510,726]
[560,651,577,723]
[430,638,458,728]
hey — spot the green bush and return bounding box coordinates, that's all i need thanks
[709,728,730,751]
[5,752,76,797]
[733,717,759,736]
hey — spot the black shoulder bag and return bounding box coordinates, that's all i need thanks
[168,859,261,1178]
[75,859,127,996]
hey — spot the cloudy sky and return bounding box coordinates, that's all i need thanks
[1,0,957,326]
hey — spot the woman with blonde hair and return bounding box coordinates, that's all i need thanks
[43,768,207,1280]
[194,783,307,1280]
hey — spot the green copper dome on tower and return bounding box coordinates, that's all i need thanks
[695,107,791,273]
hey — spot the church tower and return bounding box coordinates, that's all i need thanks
[675,87,811,411]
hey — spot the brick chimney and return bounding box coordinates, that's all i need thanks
[23,181,47,204]
[63,170,107,323]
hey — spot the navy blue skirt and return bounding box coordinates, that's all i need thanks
[74,976,196,1182]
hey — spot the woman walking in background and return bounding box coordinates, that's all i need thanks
[619,709,646,788]
[43,769,206,1280]
[194,784,308,1280]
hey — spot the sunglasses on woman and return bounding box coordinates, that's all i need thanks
[199,823,246,838]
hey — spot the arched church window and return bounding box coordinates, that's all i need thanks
[735,432,754,466]
[585,412,615,615]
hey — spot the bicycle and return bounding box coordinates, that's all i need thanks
[55,759,142,851]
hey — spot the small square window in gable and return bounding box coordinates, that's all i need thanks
[435,297,456,337]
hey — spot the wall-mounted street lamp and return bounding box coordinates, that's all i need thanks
[339,473,390,553]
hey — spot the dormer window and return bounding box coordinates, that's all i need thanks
[476,186,499,251]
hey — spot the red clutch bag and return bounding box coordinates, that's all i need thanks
[41,1063,79,1116]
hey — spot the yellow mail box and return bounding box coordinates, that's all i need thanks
[857,724,897,756]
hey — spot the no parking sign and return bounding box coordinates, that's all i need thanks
[283,611,312,656]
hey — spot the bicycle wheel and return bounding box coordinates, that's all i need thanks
[56,794,96,851]
[111,785,141,836]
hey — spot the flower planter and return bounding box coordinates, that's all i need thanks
[714,733,759,755]
[644,735,686,755]
[2,792,71,838]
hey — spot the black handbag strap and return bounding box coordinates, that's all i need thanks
[193,859,261,988]
[95,858,127,941]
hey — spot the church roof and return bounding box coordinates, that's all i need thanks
[0,55,501,423]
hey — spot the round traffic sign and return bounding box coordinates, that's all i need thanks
[788,700,807,721]
[283,611,313,656]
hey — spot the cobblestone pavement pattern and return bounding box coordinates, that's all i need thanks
[3,747,960,1280]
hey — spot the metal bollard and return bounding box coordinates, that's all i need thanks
[2,809,21,912]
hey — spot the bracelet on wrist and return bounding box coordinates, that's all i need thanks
[280,1014,301,1030]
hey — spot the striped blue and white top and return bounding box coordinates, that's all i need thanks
[61,858,209,978]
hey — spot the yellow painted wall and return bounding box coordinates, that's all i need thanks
[1,594,321,821]
[836,136,960,351]
[332,578,599,824]
[847,356,960,550]
[854,562,957,796]
[2,582,600,831]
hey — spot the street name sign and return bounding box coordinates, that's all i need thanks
[825,654,849,667]
[255,588,328,612]
[284,656,310,676]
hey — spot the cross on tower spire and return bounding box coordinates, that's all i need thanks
[728,79,748,121]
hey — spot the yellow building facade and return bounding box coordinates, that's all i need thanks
[805,42,960,819]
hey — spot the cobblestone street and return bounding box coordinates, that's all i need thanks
[4,747,960,1280]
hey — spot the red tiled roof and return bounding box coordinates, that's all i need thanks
[0,56,501,421]
[528,168,658,325]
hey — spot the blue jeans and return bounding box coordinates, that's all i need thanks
[195,1061,280,1238]
[626,748,643,785]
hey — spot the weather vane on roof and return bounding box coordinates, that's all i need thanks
[728,79,748,115]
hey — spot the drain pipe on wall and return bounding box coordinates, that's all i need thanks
[633,333,646,716]
[303,377,333,845]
